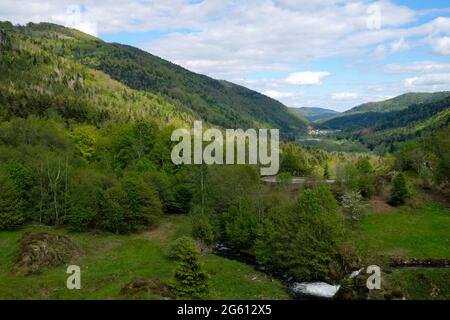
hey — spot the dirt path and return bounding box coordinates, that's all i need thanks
[138,220,175,242]
[370,196,395,213]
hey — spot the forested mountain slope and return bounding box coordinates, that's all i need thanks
[0,22,307,138]
[289,107,338,122]
[349,92,450,113]
[321,92,450,128]
[322,95,450,153]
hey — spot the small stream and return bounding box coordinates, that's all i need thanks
[214,244,450,299]
[214,243,355,299]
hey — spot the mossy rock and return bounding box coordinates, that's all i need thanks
[120,278,175,300]
[13,232,78,275]
[335,274,370,300]
[384,289,404,300]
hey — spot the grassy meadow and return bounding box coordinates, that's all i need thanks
[0,215,288,300]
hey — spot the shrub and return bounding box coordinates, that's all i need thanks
[341,191,366,226]
[167,236,195,260]
[223,204,259,250]
[173,185,193,213]
[192,216,215,245]
[276,172,292,185]
[338,159,375,198]
[0,170,25,229]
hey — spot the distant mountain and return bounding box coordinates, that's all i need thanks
[321,92,450,130]
[289,107,338,122]
[348,92,450,114]
[3,22,307,139]
[0,22,195,128]
[319,93,450,153]
[359,106,450,153]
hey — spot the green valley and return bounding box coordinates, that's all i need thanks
[289,107,339,122]
[0,21,449,302]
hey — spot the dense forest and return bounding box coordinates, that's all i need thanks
[319,92,450,154]
[327,92,450,116]
[0,22,307,140]
[289,107,338,122]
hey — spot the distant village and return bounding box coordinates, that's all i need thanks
[308,128,341,135]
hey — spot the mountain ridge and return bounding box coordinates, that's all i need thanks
[320,91,450,129]
[289,107,338,122]
[319,93,450,153]
[1,22,307,139]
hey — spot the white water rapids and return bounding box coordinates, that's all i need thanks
[290,282,341,299]
[290,268,364,299]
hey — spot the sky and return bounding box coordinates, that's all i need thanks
[1,1,450,112]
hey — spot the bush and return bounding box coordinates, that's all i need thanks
[223,204,259,250]
[167,236,196,260]
[0,170,25,229]
[173,185,193,213]
[338,159,375,198]
[276,172,292,185]
[341,191,366,226]
[192,216,215,245]
[170,237,209,299]
[390,172,412,206]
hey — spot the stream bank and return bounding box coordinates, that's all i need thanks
[214,243,348,299]
[214,244,450,299]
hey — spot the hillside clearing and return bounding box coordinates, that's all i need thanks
[342,204,450,265]
[0,215,289,300]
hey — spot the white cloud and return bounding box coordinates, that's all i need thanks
[0,0,446,78]
[263,90,304,99]
[386,61,450,73]
[285,71,330,85]
[432,37,450,55]
[331,92,360,100]
[136,0,435,77]
[390,37,410,53]
[53,5,98,36]
[263,90,292,99]
[1,0,450,111]
[404,73,450,91]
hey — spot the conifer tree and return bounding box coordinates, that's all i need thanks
[171,238,209,299]
[390,172,412,206]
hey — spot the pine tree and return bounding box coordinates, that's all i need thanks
[171,238,209,299]
[390,172,412,206]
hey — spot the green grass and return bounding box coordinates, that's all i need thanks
[373,268,450,300]
[0,215,288,300]
[343,204,450,264]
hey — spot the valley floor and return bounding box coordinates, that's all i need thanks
[0,215,288,300]
[341,202,450,300]
[343,204,450,264]
[1,201,449,300]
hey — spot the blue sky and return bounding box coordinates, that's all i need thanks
[2,0,450,111]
